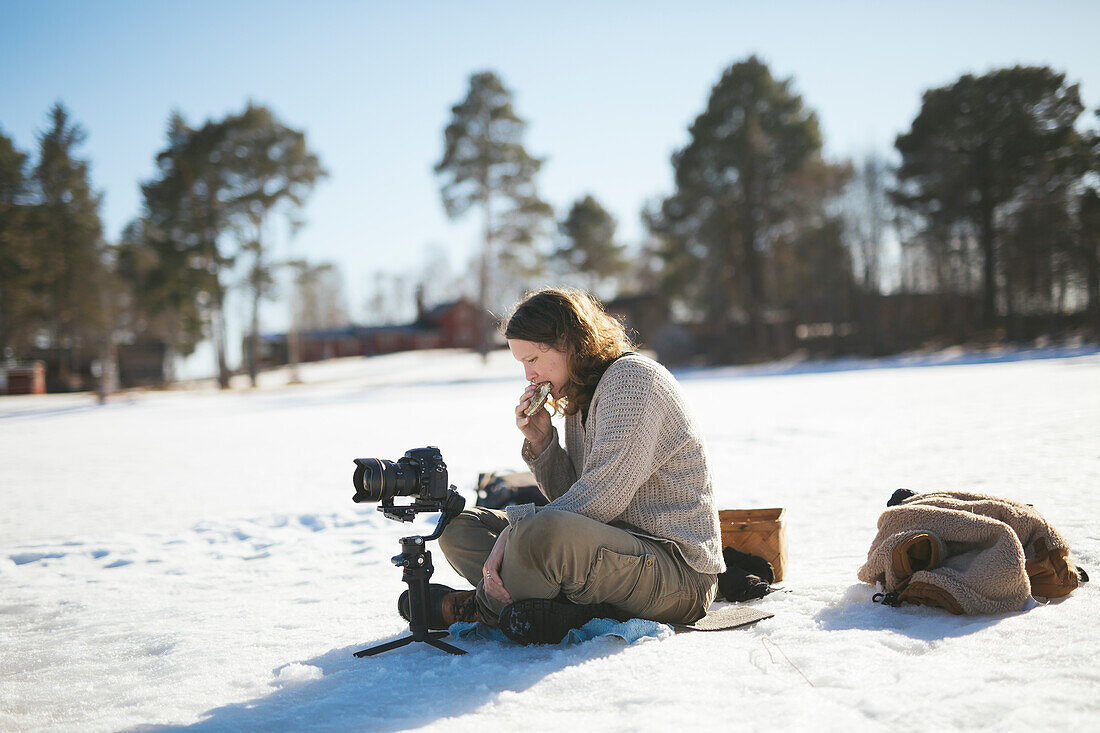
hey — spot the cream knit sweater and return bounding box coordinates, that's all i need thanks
[505,353,725,575]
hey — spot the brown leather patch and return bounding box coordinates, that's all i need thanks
[891,533,940,579]
[899,580,964,614]
[1026,539,1080,599]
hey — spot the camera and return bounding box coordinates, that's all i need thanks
[349,445,468,657]
[352,446,452,522]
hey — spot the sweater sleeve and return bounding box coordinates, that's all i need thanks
[522,426,577,500]
[506,362,663,527]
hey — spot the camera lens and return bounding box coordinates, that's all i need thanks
[352,458,418,502]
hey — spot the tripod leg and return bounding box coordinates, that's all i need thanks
[353,632,466,657]
[354,635,415,658]
[425,635,467,655]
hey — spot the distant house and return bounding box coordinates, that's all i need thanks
[0,361,46,395]
[298,326,364,362]
[117,341,171,387]
[255,298,481,369]
[18,340,170,393]
[416,299,480,350]
[605,292,670,347]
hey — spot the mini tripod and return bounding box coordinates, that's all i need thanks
[354,491,467,657]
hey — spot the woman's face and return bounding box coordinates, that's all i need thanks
[508,339,569,398]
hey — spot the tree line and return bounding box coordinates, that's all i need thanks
[434,58,1099,363]
[1,102,327,390]
[2,56,1098,393]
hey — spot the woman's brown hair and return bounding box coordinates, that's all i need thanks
[502,287,636,416]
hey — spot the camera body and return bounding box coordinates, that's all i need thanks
[352,446,453,522]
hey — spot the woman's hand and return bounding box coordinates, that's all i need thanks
[516,383,553,455]
[482,526,512,605]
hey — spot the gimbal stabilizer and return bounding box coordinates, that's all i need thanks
[354,489,467,658]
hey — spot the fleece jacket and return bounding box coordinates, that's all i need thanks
[858,491,1080,614]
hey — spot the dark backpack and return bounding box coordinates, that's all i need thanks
[474,471,549,509]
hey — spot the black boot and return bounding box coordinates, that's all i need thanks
[716,564,771,602]
[398,584,481,630]
[722,547,774,584]
[717,547,774,602]
[498,598,626,645]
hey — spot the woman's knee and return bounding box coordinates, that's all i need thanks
[438,508,484,555]
[501,511,590,598]
[511,509,580,548]
[508,510,600,567]
[438,506,506,557]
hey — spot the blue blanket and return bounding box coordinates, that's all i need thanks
[449,617,673,645]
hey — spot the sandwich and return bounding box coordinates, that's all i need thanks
[524,382,552,416]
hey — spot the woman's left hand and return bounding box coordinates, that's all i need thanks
[482,526,513,605]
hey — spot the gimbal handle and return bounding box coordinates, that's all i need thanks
[421,489,465,541]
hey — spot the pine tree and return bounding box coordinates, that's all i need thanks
[554,194,627,296]
[435,71,553,354]
[139,105,325,387]
[648,56,825,360]
[32,104,107,388]
[220,103,326,387]
[894,66,1084,327]
[0,130,37,357]
[142,111,236,386]
[1079,113,1100,331]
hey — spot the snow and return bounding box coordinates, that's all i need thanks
[2,347,1098,732]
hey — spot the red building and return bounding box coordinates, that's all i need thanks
[256,298,482,368]
[0,361,47,395]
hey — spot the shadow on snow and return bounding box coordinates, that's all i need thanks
[814,584,1010,641]
[130,631,636,732]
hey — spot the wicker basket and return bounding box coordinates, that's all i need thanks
[719,508,788,582]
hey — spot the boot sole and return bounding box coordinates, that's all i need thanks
[499,599,623,645]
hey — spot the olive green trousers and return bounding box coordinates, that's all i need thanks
[437,506,716,625]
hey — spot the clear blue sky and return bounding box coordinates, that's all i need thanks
[3,0,1099,332]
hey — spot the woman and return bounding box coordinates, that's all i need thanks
[422,287,724,644]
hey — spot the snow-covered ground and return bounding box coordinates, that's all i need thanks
[2,347,1098,732]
